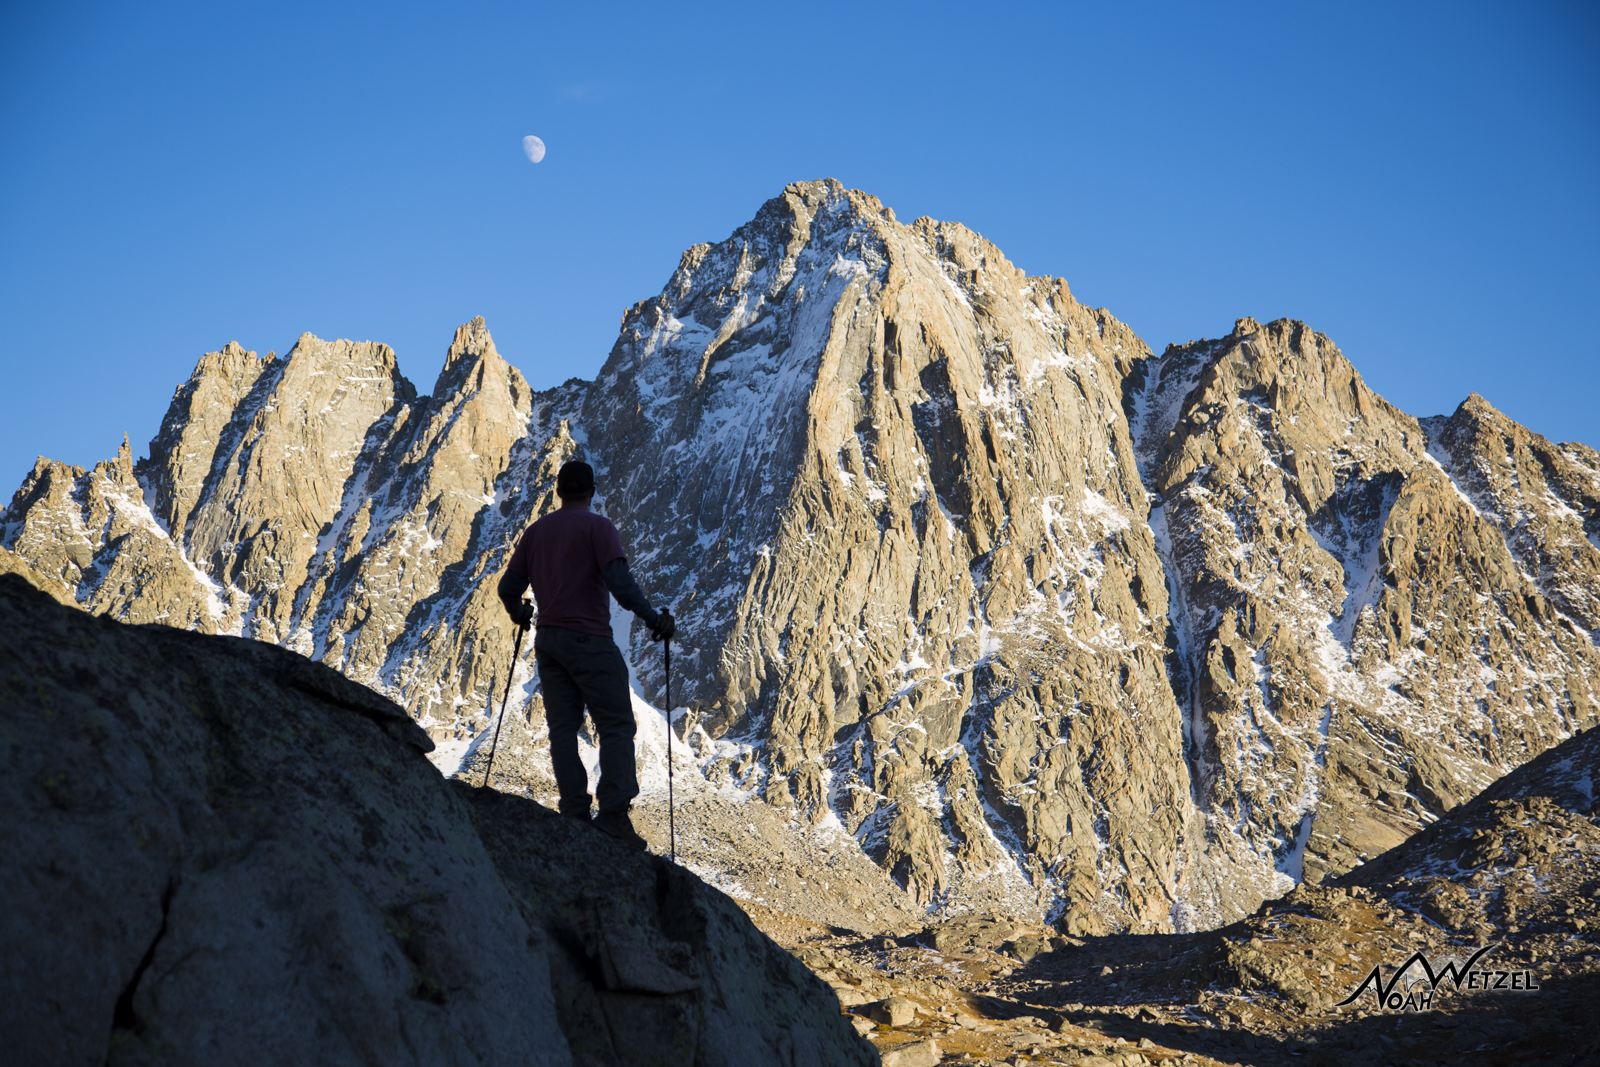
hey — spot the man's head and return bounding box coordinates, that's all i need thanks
[556,460,596,502]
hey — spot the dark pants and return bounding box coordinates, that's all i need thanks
[534,625,639,816]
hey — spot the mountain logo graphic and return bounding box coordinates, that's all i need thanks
[1333,944,1539,1012]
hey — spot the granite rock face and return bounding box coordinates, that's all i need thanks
[461,785,877,1067]
[1,322,583,736]
[0,574,873,1067]
[585,182,1235,931]
[1134,318,1600,887]
[4,180,1598,934]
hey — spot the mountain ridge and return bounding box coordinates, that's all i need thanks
[5,178,1596,936]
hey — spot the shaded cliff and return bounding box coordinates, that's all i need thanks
[0,574,873,1067]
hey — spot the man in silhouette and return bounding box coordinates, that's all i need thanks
[498,460,674,850]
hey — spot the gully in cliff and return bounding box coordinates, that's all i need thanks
[496,460,675,850]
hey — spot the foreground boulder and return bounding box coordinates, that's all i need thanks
[0,574,874,1067]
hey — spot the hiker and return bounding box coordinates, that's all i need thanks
[497,460,674,850]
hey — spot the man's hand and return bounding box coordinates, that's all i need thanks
[508,601,533,631]
[648,608,675,643]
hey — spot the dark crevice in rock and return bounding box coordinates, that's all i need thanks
[109,877,175,1041]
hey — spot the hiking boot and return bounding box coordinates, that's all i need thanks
[558,795,592,822]
[591,810,648,852]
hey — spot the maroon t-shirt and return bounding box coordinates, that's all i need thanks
[506,508,626,636]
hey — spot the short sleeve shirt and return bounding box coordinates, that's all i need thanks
[507,508,626,636]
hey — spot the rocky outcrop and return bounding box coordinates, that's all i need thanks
[0,574,873,1067]
[462,786,875,1067]
[2,435,218,627]
[1134,318,1600,887]
[4,179,1598,936]
[0,542,73,603]
[1334,717,1600,941]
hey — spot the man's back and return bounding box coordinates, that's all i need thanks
[509,508,624,636]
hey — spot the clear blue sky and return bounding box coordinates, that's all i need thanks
[2,1,1596,493]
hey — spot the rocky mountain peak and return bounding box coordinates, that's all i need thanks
[79,434,139,491]
[1150,317,1423,517]
[438,315,504,385]
[1425,387,1600,635]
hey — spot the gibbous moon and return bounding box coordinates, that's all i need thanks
[522,135,546,163]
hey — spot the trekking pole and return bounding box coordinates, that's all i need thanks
[482,621,526,790]
[664,610,675,864]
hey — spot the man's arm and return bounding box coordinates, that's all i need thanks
[498,568,533,627]
[601,557,675,640]
[600,557,653,618]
